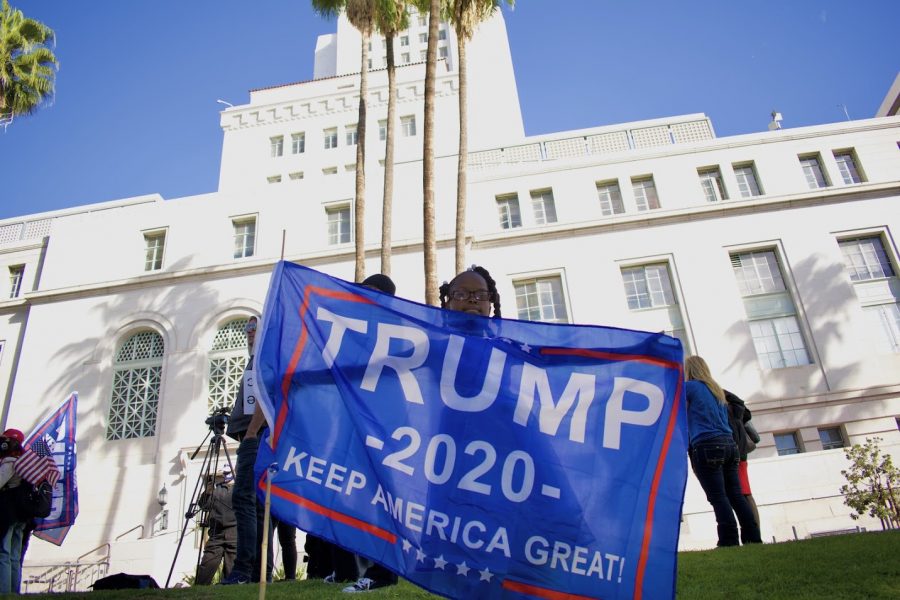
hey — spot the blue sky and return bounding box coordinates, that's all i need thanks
[1,0,898,220]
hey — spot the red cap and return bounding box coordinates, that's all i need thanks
[2,429,24,443]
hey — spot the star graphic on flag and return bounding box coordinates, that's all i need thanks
[415,548,426,563]
[456,561,470,577]
[402,539,412,553]
[479,568,493,582]
[433,555,447,570]
[520,342,532,352]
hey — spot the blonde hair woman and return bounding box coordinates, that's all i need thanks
[685,356,761,547]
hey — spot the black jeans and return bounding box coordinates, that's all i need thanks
[690,437,762,546]
[275,520,297,580]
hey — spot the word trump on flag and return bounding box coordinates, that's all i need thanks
[255,262,687,600]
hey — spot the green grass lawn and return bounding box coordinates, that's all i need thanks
[43,530,900,599]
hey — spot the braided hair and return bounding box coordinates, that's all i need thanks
[439,265,502,318]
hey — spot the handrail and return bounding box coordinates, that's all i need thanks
[77,542,110,562]
[115,524,145,541]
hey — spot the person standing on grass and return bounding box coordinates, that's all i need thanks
[685,356,761,547]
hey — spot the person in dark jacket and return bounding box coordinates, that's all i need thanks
[220,316,274,585]
[196,473,237,584]
[725,391,761,530]
[685,356,761,547]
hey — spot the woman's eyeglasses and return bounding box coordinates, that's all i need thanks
[449,290,492,302]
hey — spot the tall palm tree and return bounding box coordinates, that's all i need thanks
[420,0,441,305]
[374,0,409,278]
[448,0,512,274]
[312,0,375,283]
[0,0,58,124]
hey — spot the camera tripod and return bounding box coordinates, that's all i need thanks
[165,410,235,588]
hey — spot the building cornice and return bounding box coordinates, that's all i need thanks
[222,65,458,132]
[20,234,459,305]
[471,181,900,250]
[750,382,900,415]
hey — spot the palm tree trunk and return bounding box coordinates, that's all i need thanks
[380,33,397,277]
[454,32,468,274]
[355,30,369,283]
[422,0,440,305]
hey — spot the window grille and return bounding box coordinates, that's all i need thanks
[107,331,165,440]
[208,318,250,412]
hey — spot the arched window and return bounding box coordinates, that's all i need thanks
[107,330,165,440]
[207,318,250,413]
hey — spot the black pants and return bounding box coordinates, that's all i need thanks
[690,437,762,546]
[275,520,297,580]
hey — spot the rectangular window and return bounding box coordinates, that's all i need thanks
[596,180,625,216]
[8,265,24,299]
[732,250,811,369]
[400,35,409,47]
[774,432,802,456]
[401,115,416,137]
[621,264,676,310]
[322,166,338,176]
[401,52,410,63]
[439,46,449,59]
[233,218,256,259]
[698,167,728,202]
[419,33,428,43]
[368,58,372,70]
[266,175,282,184]
[378,120,387,141]
[346,124,358,146]
[799,154,829,189]
[839,234,900,353]
[144,231,166,272]
[438,28,447,40]
[632,176,660,211]
[530,189,558,225]
[833,150,863,184]
[733,162,762,198]
[515,277,569,323]
[818,427,846,450]
[839,237,895,281]
[496,194,522,229]
[323,127,338,149]
[418,15,427,27]
[291,132,305,154]
[288,172,304,181]
[270,136,283,157]
[326,206,351,245]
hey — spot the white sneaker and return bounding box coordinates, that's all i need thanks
[342,577,379,593]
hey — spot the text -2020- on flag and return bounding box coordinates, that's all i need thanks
[25,393,79,545]
[255,262,687,599]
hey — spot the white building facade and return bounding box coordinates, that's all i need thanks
[2,8,899,590]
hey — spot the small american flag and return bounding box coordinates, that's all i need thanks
[15,437,60,487]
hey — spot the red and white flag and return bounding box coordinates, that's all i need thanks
[15,437,60,487]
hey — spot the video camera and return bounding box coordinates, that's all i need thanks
[204,407,230,435]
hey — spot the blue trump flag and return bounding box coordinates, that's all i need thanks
[25,393,79,546]
[255,262,687,599]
